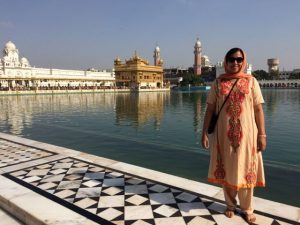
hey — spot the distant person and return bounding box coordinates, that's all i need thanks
[201,48,266,223]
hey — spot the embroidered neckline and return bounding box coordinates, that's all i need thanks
[220,79,250,148]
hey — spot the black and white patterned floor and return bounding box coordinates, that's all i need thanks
[0,139,55,168]
[3,157,297,225]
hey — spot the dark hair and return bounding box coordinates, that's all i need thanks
[225,48,244,62]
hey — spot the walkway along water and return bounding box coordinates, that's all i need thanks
[0,132,299,225]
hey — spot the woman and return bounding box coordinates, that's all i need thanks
[201,48,266,223]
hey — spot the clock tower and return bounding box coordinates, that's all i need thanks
[194,38,202,75]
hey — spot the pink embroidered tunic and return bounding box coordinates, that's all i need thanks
[207,77,265,190]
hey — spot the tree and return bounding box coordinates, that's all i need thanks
[180,73,204,86]
[252,70,270,80]
[269,70,279,80]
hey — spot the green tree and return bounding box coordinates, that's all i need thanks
[252,70,270,80]
[180,73,204,86]
[269,70,279,80]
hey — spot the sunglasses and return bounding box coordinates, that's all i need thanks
[227,57,244,63]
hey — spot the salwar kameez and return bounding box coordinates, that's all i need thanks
[206,77,265,212]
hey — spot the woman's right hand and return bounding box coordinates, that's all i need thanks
[201,102,215,150]
[201,132,209,149]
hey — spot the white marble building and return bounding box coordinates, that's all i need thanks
[201,55,212,67]
[0,41,115,90]
[279,69,300,80]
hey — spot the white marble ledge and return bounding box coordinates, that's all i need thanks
[23,142,81,157]
[76,152,120,167]
[0,176,98,225]
[0,132,119,167]
[0,207,24,225]
[0,155,66,175]
[0,132,37,146]
[253,196,300,222]
[0,132,79,157]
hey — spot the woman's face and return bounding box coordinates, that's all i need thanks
[226,51,244,74]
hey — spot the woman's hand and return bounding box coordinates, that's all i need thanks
[254,104,266,152]
[201,132,209,149]
[201,103,215,150]
[257,135,267,152]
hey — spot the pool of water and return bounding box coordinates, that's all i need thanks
[0,89,299,207]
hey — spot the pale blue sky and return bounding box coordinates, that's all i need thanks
[1,0,299,71]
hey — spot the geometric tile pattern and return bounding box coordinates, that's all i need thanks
[3,157,296,225]
[0,139,54,168]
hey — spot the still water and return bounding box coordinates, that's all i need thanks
[0,90,299,207]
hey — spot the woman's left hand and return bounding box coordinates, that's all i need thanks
[257,135,267,152]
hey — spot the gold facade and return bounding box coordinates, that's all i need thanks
[115,92,168,128]
[114,53,164,89]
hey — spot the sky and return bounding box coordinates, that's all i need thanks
[0,0,299,71]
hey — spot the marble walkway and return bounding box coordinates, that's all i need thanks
[0,132,299,225]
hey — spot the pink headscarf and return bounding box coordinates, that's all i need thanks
[218,49,251,80]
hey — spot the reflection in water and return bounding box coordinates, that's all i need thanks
[0,90,297,140]
[263,89,299,115]
[0,92,171,134]
[0,96,33,135]
[115,92,169,129]
[0,94,116,135]
[168,92,207,143]
[192,94,206,133]
[263,90,280,115]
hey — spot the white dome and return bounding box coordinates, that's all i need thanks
[195,38,201,47]
[155,46,160,52]
[5,41,16,51]
[21,57,29,64]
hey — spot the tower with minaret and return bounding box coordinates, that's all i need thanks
[153,45,161,66]
[194,38,202,75]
